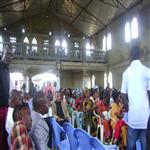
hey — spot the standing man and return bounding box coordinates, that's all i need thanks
[0,45,13,149]
[121,45,150,150]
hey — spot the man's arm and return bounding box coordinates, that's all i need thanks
[121,93,129,112]
[148,91,150,107]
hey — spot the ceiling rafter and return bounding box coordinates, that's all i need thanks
[117,0,127,9]
[70,0,106,27]
[70,0,94,25]
[98,0,143,33]
[56,12,101,26]
[0,0,24,10]
[98,0,119,9]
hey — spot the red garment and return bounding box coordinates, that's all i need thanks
[0,106,8,150]
[11,120,33,150]
[114,119,126,140]
[95,100,107,115]
[96,100,111,139]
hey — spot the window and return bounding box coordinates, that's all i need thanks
[23,37,29,54]
[23,37,29,43]
[102,36,106,51]
[0,35,3,55]
[74,42,79,48]
[55,40,60,46]
[125,22,131,43]
[108,71,113,88]
[91,43,94,49]
[32,37,37,53]
[125,17,138,42]
[43,40,49,51]
[102,33,112,51]
[104,72,107,88]
[131,17,138,39]
[10,37,16,52]
[10,37,16,43]
[107,33,111,50]
[86,42,91,56]
[92,75,95,88]
[62,40,67,54]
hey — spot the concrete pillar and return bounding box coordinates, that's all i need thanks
[23,73,30,93]
[82,70,91,88]
[55,70,60,91]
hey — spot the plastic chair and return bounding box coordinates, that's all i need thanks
[93,110,104,143]
[90,137,106,150]
[50,118,70,150]
[74,128,94,150]
[90,137,117,150]
[63,122,80,150]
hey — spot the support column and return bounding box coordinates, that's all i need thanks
[82,70,91,88]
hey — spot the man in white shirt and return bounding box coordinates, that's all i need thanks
[121,45,150,150]
[5,89,22,146]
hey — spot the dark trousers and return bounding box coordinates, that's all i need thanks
[0,106,8,150]
[146,115,150,150]
[127,126,146,150]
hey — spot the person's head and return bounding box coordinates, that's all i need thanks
[93,90,99,100]
[2,45,13,65]
[13,103,32,131]
[130,45,140,61]
[23,92,30,102]
[55,91,61,101]
[32,91,49,115]
[112,89,121,104]
[9,89,22,108]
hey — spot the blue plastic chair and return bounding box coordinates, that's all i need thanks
[90,137,106,150]
[63,122,80,150]
[74,128,94,150]
[90,137,117,150]
[50,118,70,150]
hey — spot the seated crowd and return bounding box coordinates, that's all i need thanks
[5,85,130,150]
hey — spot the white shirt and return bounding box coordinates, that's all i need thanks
[5,107,14,134]
[5,107,14,146]
[121,60,150,129]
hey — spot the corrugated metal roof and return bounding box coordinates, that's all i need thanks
[0,0,146,36]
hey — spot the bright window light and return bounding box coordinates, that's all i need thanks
[108,71,113,88]
[125,22,131,42]
[44,40,49,45]
[91,43,94,49]
[55,40,60,46]
[23,37,29,54]
[92,75,95,88]
[62,40,67,48]
[23,37,29,43]
[131,17,138,39]
[32,37,37,52]
[104,72,107,88]
[49,32,52,36]
[10,37,16,43]
[10,72,24,91]
[22,28,25,33]
[74,42,79,48]
[86,42,91,56]
[102,36,106,51]
[0,35,3,54]
[86,42,91,50]
[62,40,67,54]
[107,33,112,50]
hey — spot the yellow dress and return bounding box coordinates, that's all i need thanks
[110,102,122,130]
